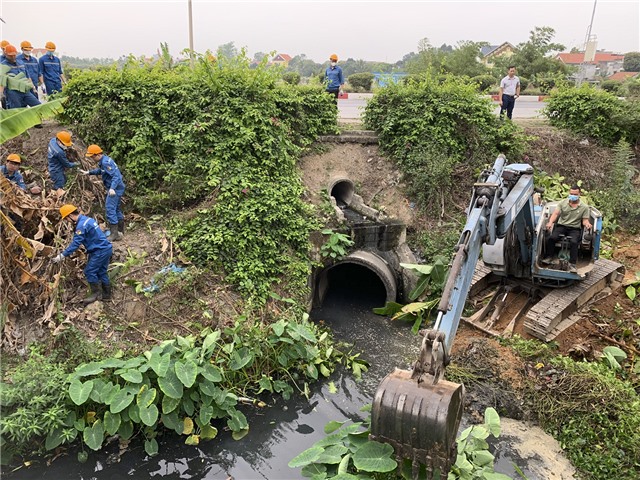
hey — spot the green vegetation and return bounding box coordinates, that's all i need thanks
[320,229,354,261]
[348,72,375,92]
[363,75,529,210]
[289,407,510,480]
[1,315,365,463]
[60,54,337,306]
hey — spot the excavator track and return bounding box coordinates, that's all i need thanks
[524,259,625,340]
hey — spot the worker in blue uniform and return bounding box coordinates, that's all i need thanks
[2,153,42,194]
[17,41,40,98]
[0,44,41,109]
[52,204,113,305]
[324,53,344,100]
[38,41,66,95]
[47,131,78,189]
[81,144,126,241]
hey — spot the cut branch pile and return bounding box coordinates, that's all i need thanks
[1,146,107,352]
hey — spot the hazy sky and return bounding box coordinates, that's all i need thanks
[1,1,638,62]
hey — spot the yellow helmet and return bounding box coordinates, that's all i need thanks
[330,54,338,61]
[0,40,9,49]
[7,153,21,164]
[56,131,73,146]
[59,204,78,219]
[45,41,56,51]
[20,41,33,50]
[85,144,103,156]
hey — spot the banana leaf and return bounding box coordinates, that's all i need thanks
[0,98,67,143]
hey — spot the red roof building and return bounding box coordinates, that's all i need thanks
[556,51,625,79]
[271,53,292,67]
[607,71,639,82]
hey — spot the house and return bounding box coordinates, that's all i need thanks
[271,53,292,67]
[556,51,625,79]
[606,71,639,82]
[481,42,517,66]
[30,48,48,59]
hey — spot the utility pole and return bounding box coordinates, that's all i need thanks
[578,0,598,85]
[188,0,194,68]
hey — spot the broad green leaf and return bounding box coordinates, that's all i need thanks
[324,420,347,434]
[144,438,159,456]
[301,463,327,478]
[162,395,180,414]
[200,424,218,440]
[603,345,627,362]
[0,99,66,143]
[103,411,121,436]
[45,428,65,450]
[77,451,88,463]
[118,420,134,440]
[137,385,157,409]
[227,410,248,431]
[484,407,501,436]
[148,352,170,377]
[314,432,348,448]
[317,444,349,464]
[83,420,104,451]
[202,331,221,354]
[338,453,351,474]
[372,301,404,316]
[73,362,104,378]
[294,324,317,342]
[288,446,324,468]
[200,364,223,382]
[625,285,637,301]
[352,441,397,472]
[158,368,184,399]
[175,359,198,388]
[120,369,143,384]
[400,263,434,275]
[161,411,180,432]
[409,274,431,301]
[199,405,214,425]
[110,389,134,414]
[483,473,514,480]
[183,417,194,435]
[229,347,254,370]
[472,450,495,467]
[139,404,159,426]
[69,379,94,406]
[185,434,200,445]
[232,428,249,440]
[272,319,286,337]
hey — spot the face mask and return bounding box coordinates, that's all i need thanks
[330,62,336,67]
[23,50,31,57]
[48,51,54,57]
[568,194,580,202]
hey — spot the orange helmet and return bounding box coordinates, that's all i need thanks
[4,45,17,55]
[7,154,21,164]
[329,54,338,61]
[86,145,103,156]
[56,131,73,146]
[45,41,56,51]
[60,204,78,219]
[20,41,33,50]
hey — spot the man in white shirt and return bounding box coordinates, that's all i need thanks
[499,66,520,120]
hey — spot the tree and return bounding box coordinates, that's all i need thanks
[443,41,489,77]
[217,42,238,59]
[494,26,567,80]
[405,38,446,74]
[253,52,268,63]
[623,52,640,72]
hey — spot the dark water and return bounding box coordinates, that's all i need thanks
[8,264,536,479]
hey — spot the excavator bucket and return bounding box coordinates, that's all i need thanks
[370,368,464,479]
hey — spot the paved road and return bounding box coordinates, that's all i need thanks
[338,94,544,121]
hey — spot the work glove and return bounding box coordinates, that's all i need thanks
[41,85,46,95]
[52,253,64,264]
[79,169,89,175]
[108,188,116,196]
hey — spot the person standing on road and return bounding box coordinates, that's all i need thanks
[80,145,126,242]
[47,131,79,189]
[0,45,41,109]
[52,204,113,305]
[499,65,520,120]
[38,41,66,95]
[542,185,592,274]
[324,54,344,100]
[17,41,40,98]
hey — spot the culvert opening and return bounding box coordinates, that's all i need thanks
[320,263,388,309]
[330,180,355,206]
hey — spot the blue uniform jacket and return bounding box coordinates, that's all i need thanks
[1,57,27,86]
[17,54,39,89]
[88,155,125,194]
[62,215,112,257]
[1,165,27,190]
[325,66,344,90]
[38,53,63,91]
[47,138,77,173]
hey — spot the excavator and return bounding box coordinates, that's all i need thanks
[370,155,624,478]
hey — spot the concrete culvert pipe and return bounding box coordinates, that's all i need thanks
[329,178,355,206]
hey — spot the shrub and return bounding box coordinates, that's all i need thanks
[534,76,557,94]
[282,71,300,85]
[470,74,496,92]
[518,76,529,92]
[543,84,627,146]
[347,72,374,92]
[600,80,622,95]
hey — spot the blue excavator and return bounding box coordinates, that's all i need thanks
[370,155,624,478]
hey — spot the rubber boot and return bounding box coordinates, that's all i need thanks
[107,224,122,242]
[118,219,125,236]
[83,283,102,306]
[102,282,112,300]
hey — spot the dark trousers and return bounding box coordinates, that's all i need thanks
[500,94,516,119]
[326,88,340,100]
[545,224,582,264]
[84,247,113,285]
[6,89,41,108]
